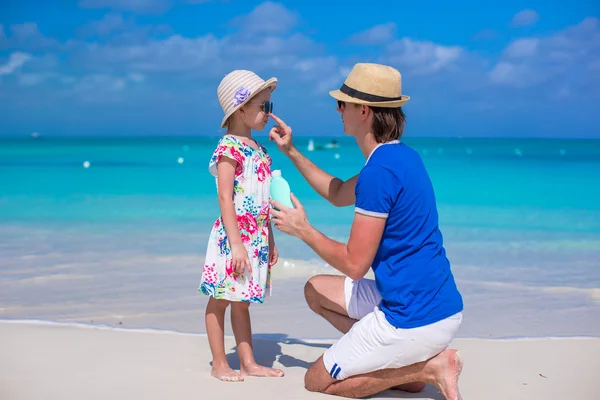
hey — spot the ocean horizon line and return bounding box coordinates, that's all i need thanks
[1,135,600,142]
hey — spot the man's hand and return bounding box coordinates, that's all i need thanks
[269,194,310,239]
[269,113,294,154]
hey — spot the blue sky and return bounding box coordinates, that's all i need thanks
[0,0,598,138]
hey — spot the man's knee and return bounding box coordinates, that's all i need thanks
[304,356,334,393]
[304,369,321,393]
[304,276,321,313]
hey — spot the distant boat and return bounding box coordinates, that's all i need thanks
[308,139,339,151]
[324,139,339,149]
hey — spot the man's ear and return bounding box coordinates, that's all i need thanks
[361,105,370,120]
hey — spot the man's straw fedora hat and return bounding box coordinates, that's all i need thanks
[217,70,278,128]
[329,63,409,108]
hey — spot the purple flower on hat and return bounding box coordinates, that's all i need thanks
[233,86,251,106]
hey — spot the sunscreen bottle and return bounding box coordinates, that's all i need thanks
[270,170,294,209]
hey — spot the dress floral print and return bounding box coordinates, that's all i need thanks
[199,135,273,303]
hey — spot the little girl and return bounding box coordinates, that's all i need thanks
[199,70,283,382]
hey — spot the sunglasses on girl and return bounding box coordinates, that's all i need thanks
[257,100,273,114]
[246,100,273,114]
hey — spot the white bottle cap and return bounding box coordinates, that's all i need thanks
[272,169,281,177]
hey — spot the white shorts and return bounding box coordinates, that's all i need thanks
[322,277,462,380]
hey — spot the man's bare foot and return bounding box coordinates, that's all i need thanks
[211,365,244,382]
[391,382,427,392]
[431,349,463,400]
[240,363,284,378]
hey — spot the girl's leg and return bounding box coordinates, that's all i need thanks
[206,296,243,382]
[230,301,284,378]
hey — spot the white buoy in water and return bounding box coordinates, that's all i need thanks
[334,153,340,159]
[178,157,184,164]
[83,161,90,168]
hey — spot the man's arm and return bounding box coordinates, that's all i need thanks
[268,113,357,207]
[296,212,385,280]
[287,146,358,207]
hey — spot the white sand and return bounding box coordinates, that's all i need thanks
[1,321,599,400]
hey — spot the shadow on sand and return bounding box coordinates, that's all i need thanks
[214,333,444,399]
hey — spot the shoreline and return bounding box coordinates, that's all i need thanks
[2,318,599,342]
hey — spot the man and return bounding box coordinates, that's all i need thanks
[269,63,464,399]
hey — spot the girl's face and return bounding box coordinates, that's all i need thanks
[238,88,272,131]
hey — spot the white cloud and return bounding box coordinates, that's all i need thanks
[490,17,600,88]
[488,62,541,88]
[0,52,32,76]
[75,34,221,73]
[504,38,539,58]
[65,73,147,102]
[0,23,59,51]
[383,38,463,75]
[511,9,540,27]
[78,13,130,37]
[348,23,396,46]
[128,72,145,82]
[231,2,298,34]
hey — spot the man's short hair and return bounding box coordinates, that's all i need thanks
[371,106,406,143]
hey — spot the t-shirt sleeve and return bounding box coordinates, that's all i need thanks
[208,136,245,177]
[355,165,401,218]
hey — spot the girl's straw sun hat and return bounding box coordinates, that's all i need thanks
[217,70,278,128]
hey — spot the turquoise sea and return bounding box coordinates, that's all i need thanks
[1,136,599,339]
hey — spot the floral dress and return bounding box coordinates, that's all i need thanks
[199,135,273,303]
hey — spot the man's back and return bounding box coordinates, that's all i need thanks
[354,142,464,329]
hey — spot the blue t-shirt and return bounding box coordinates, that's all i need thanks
[355,141,463,329]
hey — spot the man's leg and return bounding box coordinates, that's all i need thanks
[305,350,462,400]
[304,274,356,334]
[304,275,425,393]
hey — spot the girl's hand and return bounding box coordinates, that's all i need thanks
[268,244,279,267]
[269,113,294,154]
[231,243,252,276]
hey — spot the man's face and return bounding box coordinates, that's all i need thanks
[337,100,364,136]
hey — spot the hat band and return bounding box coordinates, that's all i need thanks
[340,83,404,102]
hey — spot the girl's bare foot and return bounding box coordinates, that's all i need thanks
[240,363,284,378]
[431,349,463,400]
[391,382,427,392]
[211,365,244,382]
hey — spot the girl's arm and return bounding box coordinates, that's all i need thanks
[217,157,251,273]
